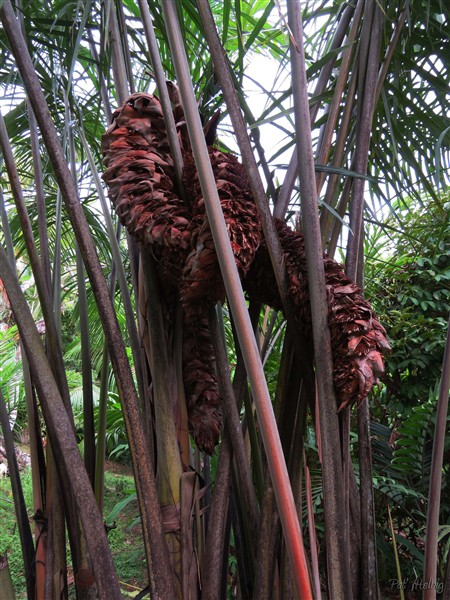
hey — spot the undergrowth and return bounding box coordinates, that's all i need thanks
[0,467,146,597]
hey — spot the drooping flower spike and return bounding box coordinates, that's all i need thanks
[102,89,390,453]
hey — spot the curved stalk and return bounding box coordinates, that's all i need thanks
[203,351,249,599]
[305,452,322,600]
[208,307,259,589]
[208,307,260,537]
[116,0,135,94]
[315,0,364,196]
[28,105,52,292]
[107,0,129,104]
[94,224,121,513]
[0,111,72,417]
[345,1,383,275]
[94,338,113,511]
[137,0,185,191]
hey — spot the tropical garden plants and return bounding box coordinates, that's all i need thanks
[0,1,449,598]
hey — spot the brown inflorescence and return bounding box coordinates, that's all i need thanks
[102,91,222,452]
[182,305,222,454]
[102,93,191,286]
[243,219,390,410]
[180,148,262,312]
[102,90,390,453]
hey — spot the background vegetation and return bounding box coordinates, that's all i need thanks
[0,0,449,598]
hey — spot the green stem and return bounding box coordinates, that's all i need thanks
[388,505,405,600]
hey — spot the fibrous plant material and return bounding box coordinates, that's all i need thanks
[102,93,191,286]
[102,91,390,452]
[178,147,260,452]
[243,219,390,410]
[180,148,262,310]
[102,91,223,453]
[182,306,221,454]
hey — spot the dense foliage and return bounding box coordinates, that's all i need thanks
[367,196,450,412]
[364,196,450,585]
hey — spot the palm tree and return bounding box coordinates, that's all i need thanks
[0,1,448,598]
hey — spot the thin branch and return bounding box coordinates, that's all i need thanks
[315,0,364,196]
[137,0,185,192]
[203,347,249,599]
[116,0,135,94]
[208,306,260,543]
[17,5,52,293]
[28,105,52,292]
[345,1,382,277]
[107,0,129,104]
[202,434,232,600]
[66,105,96,488]
[375,7,408,103]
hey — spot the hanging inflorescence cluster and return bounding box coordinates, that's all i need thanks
[102,90,390,454]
